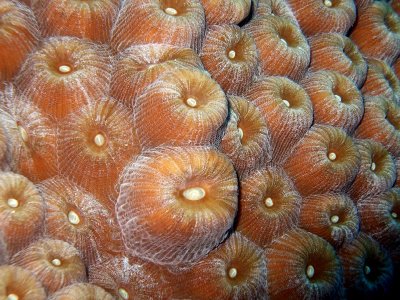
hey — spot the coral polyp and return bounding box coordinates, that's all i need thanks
[10,239,87,294]
[267,229,344,299]
[173,232,267,299]
[0,0,399,297]
[116,146,238,265]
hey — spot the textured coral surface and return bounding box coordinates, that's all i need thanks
[1,0,400,299]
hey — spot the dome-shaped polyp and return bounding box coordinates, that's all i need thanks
[339,233,394,299]
[236,166,301,248]
[244,16,310,81]
[110,44,203,109]
[32,0,119,43]
[0,0,39,82]
[15,36,112,120]
[286,0,356,36]
[267,229,344,299]
[299,193,359,248]
[357,188,400,257]
[200,25,258,95]
[116,146,238,266]
[10,239,87,294]
[134,67,228,148]
[0,84,57,182]
[362,58,400,104]
[284,125,360,197]
[171,233,267,299]
[0,172,44,256]
[0,265,46,300]
[301,70,364,134]
[308,33,367,88]
[244,76,313,165]
[354,96,400,157]
[348,139,396,203]
[111,0,205,53]
[57,97,140,209]
[219,95,271,176]
[350,1,400,64]
[38,177,124,266]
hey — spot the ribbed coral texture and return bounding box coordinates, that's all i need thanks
[0,0,400,299]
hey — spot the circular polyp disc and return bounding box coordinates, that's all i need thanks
[94,133,106,147]
[364,265,371,275]
[306,265,315,278]
[183,187,206,201]
[186,98,197,108]
[118,288,129,300]
[68,211,80,225]
[51,258,62,266]
[58,65,71,74]
[228,50,236,59]
[7,198,19,208]
[324,0,333,7]
[228,267,238,279]
[265,197,274,207]
[7,294,19,300]
[328,152,337,161]
[165,7,178,15]
[18,126,28,142]
[370,162,376,171]
[330,215,339,224]
[282,100,290,107]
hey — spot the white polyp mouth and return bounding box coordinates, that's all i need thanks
[280,38,288,47]
[58,65,72,74]
[330,215,339,224]
[306,265,315,279]
[165,7,177,15]
[228,50,236,59]
[228,267,238,279]
[324,0,333,7]
[328,152,337,161]
[51,258,62,266]
[18,125,28,142]
[370,162,376,171]
[68,211,80,225]
[282,99,290,107]
[7,294,19,300]
[94,133,106,147]
[238,128,244,140]
[334,95,342,102]
[118,288,129,300]
[7,198,19,208]
[186,98,197,108]
[364,265,371,275]
[392,212,398,219]
[183,187,206,201]
[265,197,274,207]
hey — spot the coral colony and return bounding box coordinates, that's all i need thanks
[1,0,400,299]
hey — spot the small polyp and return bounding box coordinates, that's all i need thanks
[165,7,178,16]
[183,187,206,201]
[7,198,19,208]
[228,267,238,279]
